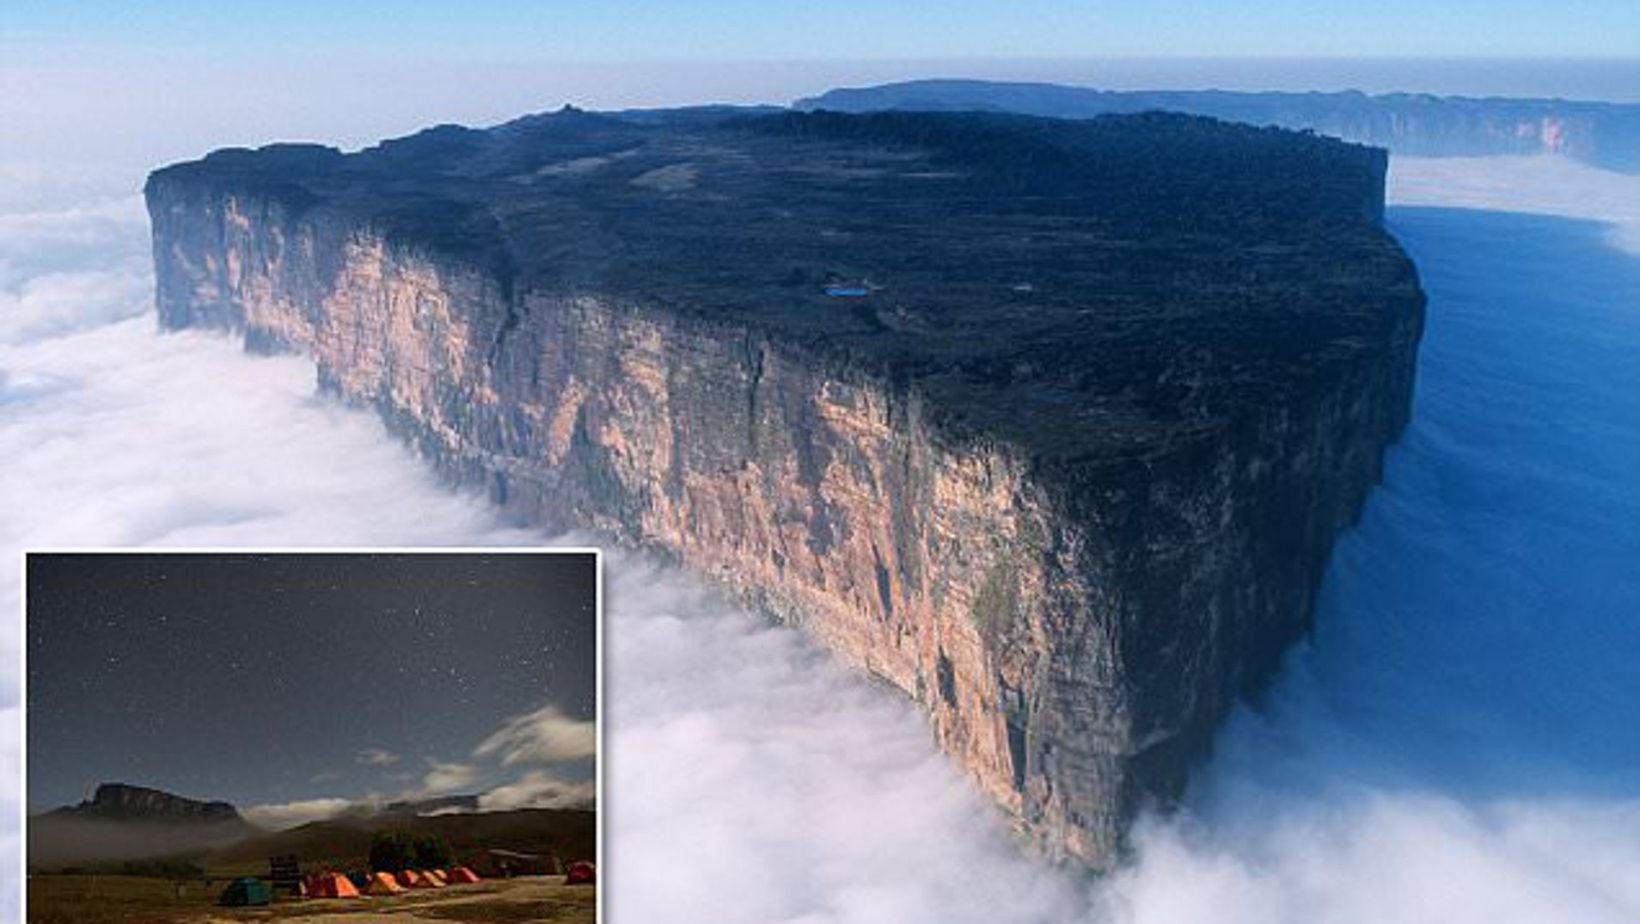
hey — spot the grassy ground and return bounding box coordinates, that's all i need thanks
[28,875,229,924]
[28,875,596,924]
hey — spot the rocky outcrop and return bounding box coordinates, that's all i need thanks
[146,108,1424,865]
[30,783,255,869]
[53,782,245,823]
[800,80,1640,173]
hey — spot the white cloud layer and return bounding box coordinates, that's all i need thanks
[478,771,595,813]
[474,704,597,767]
[1390,155,1640,257]
[419,761,482,797]
[243,797,356,831]
[0,195,152,344]
[3,153,1637,924]
[602,560,1090,921]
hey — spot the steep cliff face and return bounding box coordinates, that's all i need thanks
[146,109,1424,865]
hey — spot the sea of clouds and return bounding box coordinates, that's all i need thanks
[2,154,1637,923]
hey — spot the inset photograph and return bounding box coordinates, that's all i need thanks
[25,550,599,924]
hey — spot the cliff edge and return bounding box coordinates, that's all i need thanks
[145,107,1424,865]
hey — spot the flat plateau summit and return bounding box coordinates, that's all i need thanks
[147,107,1424,864]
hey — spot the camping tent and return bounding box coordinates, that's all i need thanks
[365,872,405,895]
[565,861,596,885]
[393,869,421,888]
[421,869,448,888]
[448,867,482,884]
[309,872,362,899]
[427,869,449,885]
[219,877,272,907]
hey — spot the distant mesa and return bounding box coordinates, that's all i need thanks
[31,782,258,870]
[797,79,1640,174]
[47,782,247,824]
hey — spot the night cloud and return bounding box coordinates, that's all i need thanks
[403,704,597,809]
[418,761,481,797]
[244,797,356,830]
[473,704,596,767]
[357,748,401,767]
[477,771,595,812]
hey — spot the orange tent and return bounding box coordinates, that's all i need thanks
[310,873,362,899]
[365,872,404,896]
[448,867,482,884]
[394,870,424,889]
[565,861,595,885]
[427,869,450,885]
[412,870,445,889]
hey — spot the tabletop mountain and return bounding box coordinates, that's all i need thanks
[146,106,1424,865]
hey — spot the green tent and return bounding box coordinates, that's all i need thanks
[219,877,272,907]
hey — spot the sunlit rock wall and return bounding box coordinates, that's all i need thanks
[146,175,1421,865]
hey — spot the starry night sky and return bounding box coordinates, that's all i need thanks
[26,552,597,813]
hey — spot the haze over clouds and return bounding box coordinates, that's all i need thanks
[1392,156,1640,254]
[242,798,358,831]
[4,143,1638,924]
[7,56,1638,184]
[475,704,598,767]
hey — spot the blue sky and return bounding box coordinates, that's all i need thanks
[7,0,1640,59]
[3,2,1635,174]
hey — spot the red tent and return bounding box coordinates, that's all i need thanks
[448,867,482,884]
[565,861,596,885]
[309,873,362,899]
[394,869,425,889]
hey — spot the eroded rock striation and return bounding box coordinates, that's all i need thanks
[146,108,1424,865]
